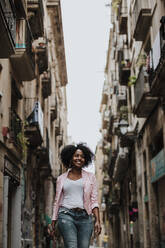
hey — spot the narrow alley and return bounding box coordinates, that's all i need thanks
[0,0,165,247]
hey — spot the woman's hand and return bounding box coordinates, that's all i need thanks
[92,207,101,236]
[94,220,102,236]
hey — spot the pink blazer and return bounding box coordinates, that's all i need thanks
[52,169,99,220]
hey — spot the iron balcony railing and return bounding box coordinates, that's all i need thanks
[10,109,22,146]
[134,66,158,117]
[10,20,35,81]
[148,20,165,89]
[26,21,35,69]
[27,0,44,38]
[51,94,58,121]
[39,0,44,17]
[14,0,26,18]
[46,128,49,151]
[42,70,51,98]
[0,0,16,44]
[132,0,152,41]
[108,147,118,178]
[27,0,44,16]
[15,20,35,68]
[134,67,146,110]
[118,4,128,34]
[118,50,131,85]
[36,40,48,75]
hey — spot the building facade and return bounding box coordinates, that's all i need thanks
[98,0,165,247]
[0,0,68,247]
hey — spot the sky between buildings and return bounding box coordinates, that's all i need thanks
[61,0,110,154]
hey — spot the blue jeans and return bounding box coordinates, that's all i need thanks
[57,207,93,248]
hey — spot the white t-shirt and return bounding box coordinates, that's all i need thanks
[61,178,84,209]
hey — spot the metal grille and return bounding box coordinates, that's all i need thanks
[0,0,16,43]
[10,109,22,146]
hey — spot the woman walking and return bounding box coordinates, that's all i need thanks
[51,143,101,248]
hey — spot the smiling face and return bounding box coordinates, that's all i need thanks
[71,149,85,169]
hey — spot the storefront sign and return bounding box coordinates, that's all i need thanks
[151,149,165,183]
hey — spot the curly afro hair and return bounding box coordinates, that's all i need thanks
[60,143,94,168]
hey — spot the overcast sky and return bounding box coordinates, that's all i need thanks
[61,0,110,153]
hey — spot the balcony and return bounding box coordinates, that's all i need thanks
[113,148,128,181]
[27,0,44,39]
[107,112,114,136]
[10,20,35,81]
[101,83,109,105]
[102,110,111,130]
[14,0,26,18]
[102,142,111,155]
[8,109,23,158]
[0,0,16,58]
[113,117,120,135]
[36,131,52,177]
[108,185,120,215]
[118,1,127,35]
[148,22,165,97]
[35,38,48,75]
[120,130,136,148]
[37,147,52,177]
[9,109,22,148]
[25,101,43,147]
[58,133,63,148]
[117,87,127,110]
[50,93,57,122]
[42,71,51,99]
[55,117,61,136]
[118,50,131,85]
[132,0,152,41]
[103,154,109,171]
[134,67,158,118]
[108,148,118,178]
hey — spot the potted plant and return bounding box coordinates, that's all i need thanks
[136,53,147,69]
[121,59,131,68]
[128,75,137,86]
[112,0,121,11]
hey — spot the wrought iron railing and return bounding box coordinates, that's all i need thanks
[118,50,130,85]
[148,21,165,87]
[132,0,151,33]
[10,109,22,146]
[26,21,35,69]
[108,146,118,178]
[46,128,49,151]
[134,67,146,110]
[0,0,16,43]
[27,0,44,17]
[39,0,44,17]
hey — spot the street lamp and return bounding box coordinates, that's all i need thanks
[118,119,129,135]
